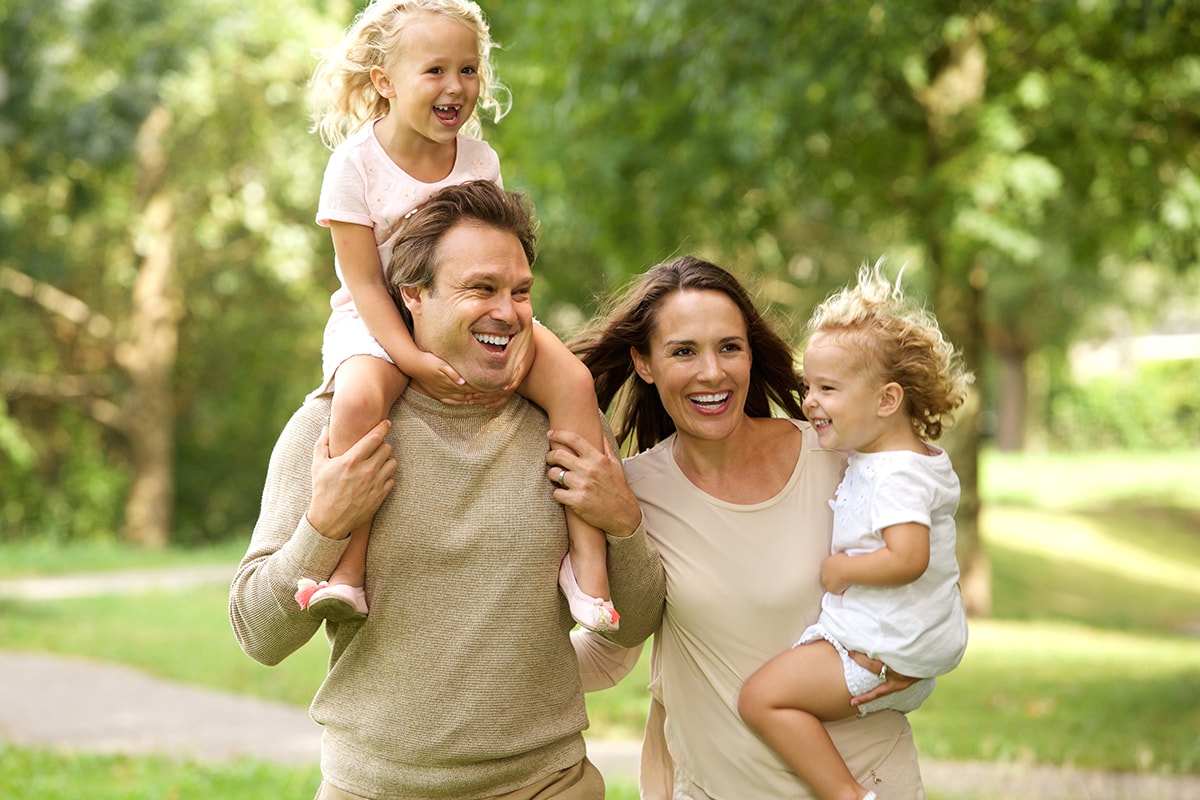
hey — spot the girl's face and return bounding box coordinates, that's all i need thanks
[801,333,890,453]
[631,290,753,446]
[374,13,481,146]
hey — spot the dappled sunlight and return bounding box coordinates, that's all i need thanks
[982,506,1200,596]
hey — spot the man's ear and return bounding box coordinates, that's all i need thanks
[400,285,423,317]
[877,382,904,418]
[631,346,654,384]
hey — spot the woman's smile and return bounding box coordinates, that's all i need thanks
[632,289,752,444]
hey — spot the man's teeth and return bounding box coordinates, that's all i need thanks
[475,333,510,346]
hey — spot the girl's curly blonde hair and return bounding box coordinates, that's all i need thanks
[804,259,973,441]
[310,0,511,149]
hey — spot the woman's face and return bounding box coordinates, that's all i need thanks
[631,289,753,445]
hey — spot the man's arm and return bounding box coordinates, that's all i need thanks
[228,405,395,665]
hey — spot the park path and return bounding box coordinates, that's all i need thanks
[1,567,1199,800]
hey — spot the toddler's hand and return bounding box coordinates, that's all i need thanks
[408,352,472,404]
[820,552,852,595]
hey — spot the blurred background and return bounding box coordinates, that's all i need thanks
[5,0,1197,606]
[2,1,1199,794]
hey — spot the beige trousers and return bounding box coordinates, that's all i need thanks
[313,758,604,800]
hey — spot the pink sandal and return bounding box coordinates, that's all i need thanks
[295,579,368,621]
[558,554,619,632]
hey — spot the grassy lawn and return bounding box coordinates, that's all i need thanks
[2,448,1198,796]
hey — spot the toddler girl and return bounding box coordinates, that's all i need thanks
[738,261,971,800]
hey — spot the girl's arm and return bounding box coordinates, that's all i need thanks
[820,522,930,595]
[331,221,486,403]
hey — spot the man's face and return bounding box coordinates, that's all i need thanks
[402,220,534,393]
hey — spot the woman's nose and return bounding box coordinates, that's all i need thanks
[697,352,721,381]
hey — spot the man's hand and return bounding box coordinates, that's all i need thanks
[306,420,397,539]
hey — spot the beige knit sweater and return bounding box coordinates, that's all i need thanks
[229,391,664,799]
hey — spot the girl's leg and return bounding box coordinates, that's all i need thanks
[521,325,617,632]
[296,355,407,621]
[738,641,873,800]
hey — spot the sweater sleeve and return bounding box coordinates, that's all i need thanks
[228,401,352,666]
[603,519,665,647]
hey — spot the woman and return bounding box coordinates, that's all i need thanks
[545,256,924,799]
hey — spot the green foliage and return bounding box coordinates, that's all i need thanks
[1046,360,1200,450]
[2,0,1199,549]
[0,0,338,543]
[0,406,127,544]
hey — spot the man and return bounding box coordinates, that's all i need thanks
[229,181,664,799]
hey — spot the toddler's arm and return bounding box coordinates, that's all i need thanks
[331,221,479,402]
[820,521,930,594]
[519,324,602,446]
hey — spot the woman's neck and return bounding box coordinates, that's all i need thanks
[672,417,801,504]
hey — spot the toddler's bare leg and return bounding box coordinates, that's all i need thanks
[297,356,406,621]
[739,641,874,800]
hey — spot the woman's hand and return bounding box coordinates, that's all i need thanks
[846,651,918,708]
[546,428,642,538]
[306,421,397,539]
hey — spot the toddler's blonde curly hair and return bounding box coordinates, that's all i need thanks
[804,259,973,441]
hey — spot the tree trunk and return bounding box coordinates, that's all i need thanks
[993,347,1028,451]
[918,25,992,616]
[954,274,991,618]
[117,106,179,548]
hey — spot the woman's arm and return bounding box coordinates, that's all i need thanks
[572,629,644,691]
[547,427,665,645]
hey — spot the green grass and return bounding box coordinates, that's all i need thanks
[0,536,247,577]
[2,447,1199,795]
[0,747,641,800]
[0,747,320,800]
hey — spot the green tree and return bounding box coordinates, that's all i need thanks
[490,0,1200,613]
[0,0,342,544]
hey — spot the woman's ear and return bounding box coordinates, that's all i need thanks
[631,346,655,384]
[877,382,905,418]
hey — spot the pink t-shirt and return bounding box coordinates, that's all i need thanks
[311,121,502,395]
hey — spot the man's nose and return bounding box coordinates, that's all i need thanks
[490,292,517,323]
